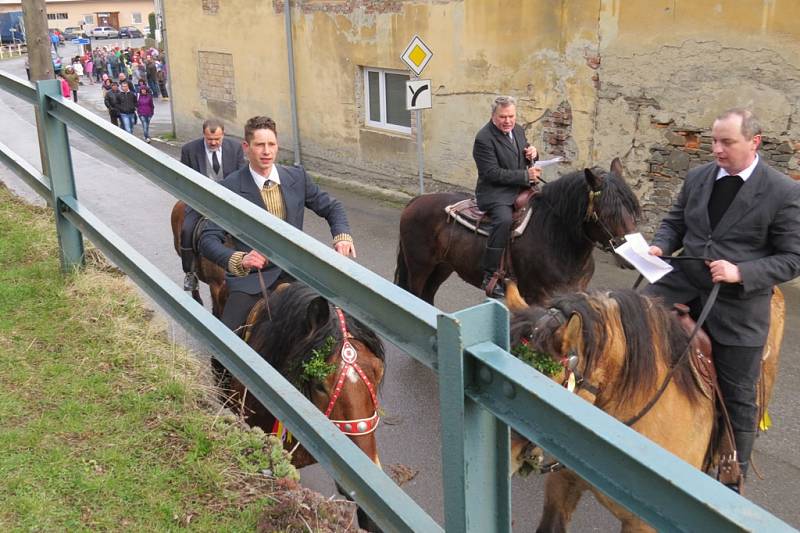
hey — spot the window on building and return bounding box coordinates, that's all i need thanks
[363,68,411,134]
[47,13,69,20]
[132,12,142,24]
[82,15,94,24]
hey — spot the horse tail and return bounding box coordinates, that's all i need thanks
[394,240,409,289]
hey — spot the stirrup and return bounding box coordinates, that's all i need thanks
[183,272,199,291]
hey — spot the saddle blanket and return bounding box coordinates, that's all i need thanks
[444,198,533,238]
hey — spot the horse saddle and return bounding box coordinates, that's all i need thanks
[190,216,211,255]
[671,303,741,487]
[445,188,539,238]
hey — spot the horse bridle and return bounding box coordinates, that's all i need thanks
[583,187,627,253]
[323,307,380,436]
[527,308,600,398]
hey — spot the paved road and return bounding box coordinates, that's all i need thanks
[2,49,799,531]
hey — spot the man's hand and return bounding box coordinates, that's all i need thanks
[527,166,542,184]
[242,250,268,270]
[334,240,357,258]
[648,246,663,257]
[706,259,742,284]
[524,144,538,162]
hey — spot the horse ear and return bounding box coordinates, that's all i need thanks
[610,157,624,177]
[504,281,529,312]
[584,168,603,191]
[560,313,584,359]
[306,297,330,332]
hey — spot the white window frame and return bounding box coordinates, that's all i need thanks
[131,12,142,24]
[363,67,411,134]
[82,15,94,25]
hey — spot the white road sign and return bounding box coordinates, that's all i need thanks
[406,79,432,110]
[401,35,433,76]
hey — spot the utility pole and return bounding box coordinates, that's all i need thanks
[21,0,53,178]
[21,0,53,81]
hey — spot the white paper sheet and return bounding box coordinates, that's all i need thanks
[533,156,564,169]
[614,233,674,284]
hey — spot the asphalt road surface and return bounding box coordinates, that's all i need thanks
[2,50,799,531]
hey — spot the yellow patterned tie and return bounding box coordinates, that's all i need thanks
[260,181,286,220]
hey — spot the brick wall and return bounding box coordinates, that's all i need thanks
[640,125,800,234]
[197,51,236,119]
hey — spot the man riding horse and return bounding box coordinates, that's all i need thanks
[474,95,541,298]
[197,115,356,333]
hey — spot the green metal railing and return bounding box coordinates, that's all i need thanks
[0,70,795,533]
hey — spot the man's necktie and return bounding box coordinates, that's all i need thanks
[708,175,743,230]
[211,151,220,175]
[261,180,286,220]
[507,132,518,153]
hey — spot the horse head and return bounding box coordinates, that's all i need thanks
[581,158,641,255]
[243,283,385,468]
[302,296,385,467]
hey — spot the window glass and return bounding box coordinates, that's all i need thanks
[385,72,410,127]
[367,71,380,123]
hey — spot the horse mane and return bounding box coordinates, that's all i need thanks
[247,283,385,398]
[531,167,641,253]
[513,289,699,406]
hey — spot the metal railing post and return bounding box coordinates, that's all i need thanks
[36,79,84,271]
[438,300,511,532]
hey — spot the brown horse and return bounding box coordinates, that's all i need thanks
[394,159,641,304]
[169,201,228,317]
[227,282,386,470]
[506,285,784,533]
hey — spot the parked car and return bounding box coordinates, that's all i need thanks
[88,26,119,39]
[62,26,86,40]
[117,26,143,38]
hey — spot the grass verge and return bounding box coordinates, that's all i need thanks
[0,183,365,531]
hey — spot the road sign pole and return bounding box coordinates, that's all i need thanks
[416,108,424,195]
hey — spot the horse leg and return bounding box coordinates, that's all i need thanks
[537,471,585,533]
[190,288,204,306]
[420,263,454,304]
[335,482,382,532]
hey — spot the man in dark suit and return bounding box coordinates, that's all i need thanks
[473,95,540,298]
[179,119,246,291]
[646,108,800,491]
[199,115,355,332]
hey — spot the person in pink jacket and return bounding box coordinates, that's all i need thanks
[136,85,155,142]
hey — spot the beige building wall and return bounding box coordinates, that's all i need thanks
[0,1,153,32]
[166,0,800,227]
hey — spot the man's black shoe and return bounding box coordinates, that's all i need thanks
[481,272,505,299]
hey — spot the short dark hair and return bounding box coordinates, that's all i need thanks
[716,108,762,139]
[244,116,277,143]
[202,119,224,134]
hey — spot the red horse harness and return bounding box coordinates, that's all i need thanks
[323,307,380,436]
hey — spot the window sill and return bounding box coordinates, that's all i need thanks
[359,125,414,140]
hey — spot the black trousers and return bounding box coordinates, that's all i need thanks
[180,208,203,273]
[482,204,513,272]
[712,340,762,436]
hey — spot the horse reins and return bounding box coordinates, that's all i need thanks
[323,307,380,436]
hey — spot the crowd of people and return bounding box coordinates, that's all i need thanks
[53,45,168,142]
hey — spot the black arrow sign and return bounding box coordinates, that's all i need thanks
[409,83,429,107]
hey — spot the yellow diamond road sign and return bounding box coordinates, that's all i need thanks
[401,35,433,76]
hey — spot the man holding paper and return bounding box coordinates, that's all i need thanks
[473,95,541,298]
[645,108,800,492]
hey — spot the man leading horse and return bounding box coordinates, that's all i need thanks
[646,108,800,493]
[474,95,541,298]
[198,115,356,334]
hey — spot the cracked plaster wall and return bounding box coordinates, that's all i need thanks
[166,0,800,210]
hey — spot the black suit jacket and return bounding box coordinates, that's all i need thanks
[180,136,245,179]
[648,158,800,346]
[198,165,352,294]
[473,121,530,208]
